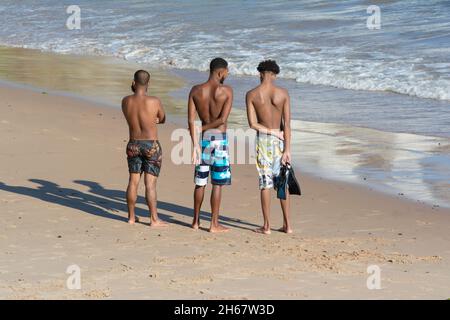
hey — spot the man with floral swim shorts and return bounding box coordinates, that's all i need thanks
[122,70,168,228]
[246,60,293,235]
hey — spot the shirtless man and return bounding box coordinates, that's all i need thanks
[188,58,233,233]
[246,60,292,234]
[122,69,167,227]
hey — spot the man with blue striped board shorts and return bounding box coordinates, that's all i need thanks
[188,58,233,233]
[195,132,231,187]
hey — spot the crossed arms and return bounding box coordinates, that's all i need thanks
[187,87,233,147]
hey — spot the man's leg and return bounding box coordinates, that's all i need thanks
[209,184,229,233]
[192,185,205,229]
[144,173,167,227]
[126,173,141,224]
[255,188,271,234]
[279,190,293,233]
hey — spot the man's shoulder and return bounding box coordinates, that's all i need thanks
[122,94,133,102]
[145,95,162,105]
[190,83,204,95]
[275,85,289,96]
[218,84,233,96]
[121,95,133,109]
[145,95,161,101]
[246,85,260,97]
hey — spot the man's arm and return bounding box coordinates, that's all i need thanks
[201,86,233,132]
[246,92,284,139]
[121,96,130,125]
[121,97,127,115]
[281,90,291,164]
[187,88,201,165]
[157,99,166,124]
[187,88,199,146]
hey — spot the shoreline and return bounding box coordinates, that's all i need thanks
[0,76,446,210]
[0,45,449,209]
[1,80,450,299]
[2,44,449,138]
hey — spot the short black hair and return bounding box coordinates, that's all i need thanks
[210,57,228,73]
[257,60,280,75]
[134,70,150,86]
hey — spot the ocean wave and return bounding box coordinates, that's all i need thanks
[2,38,449,101]
[0,0,449,101]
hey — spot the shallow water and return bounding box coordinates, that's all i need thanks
[170,69,450,208]
[0,45,449,209]
[0,46,184,109]
[0,0,449,102]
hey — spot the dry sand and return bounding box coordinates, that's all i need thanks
[0,83,449,299]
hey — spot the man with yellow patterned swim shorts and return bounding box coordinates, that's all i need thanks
[246,60,293,235]
[256,133,284,190]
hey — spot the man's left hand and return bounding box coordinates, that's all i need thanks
[281,151,291,165]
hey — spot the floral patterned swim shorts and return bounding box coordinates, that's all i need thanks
[126,140,162,176]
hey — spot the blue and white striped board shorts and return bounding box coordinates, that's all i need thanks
[194,132,231,186]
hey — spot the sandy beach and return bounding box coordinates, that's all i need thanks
[1,81,449,299]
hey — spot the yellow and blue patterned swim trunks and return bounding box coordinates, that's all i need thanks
[256,133,284,189]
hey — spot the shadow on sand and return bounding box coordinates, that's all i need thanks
[0,179,258,231]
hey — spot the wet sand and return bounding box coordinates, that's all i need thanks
[1,82,450,299]
[1,45,449,208]
[171,68,450,209]
[0,46,184,111]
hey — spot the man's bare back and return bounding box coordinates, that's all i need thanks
[189,82,233,133]
[246,84,289,131]
[122,69,167,228]
[188,57,233,233]
[122,94,165,140]
[246,60,292,235]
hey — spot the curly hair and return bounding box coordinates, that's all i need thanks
[257,60,280,75]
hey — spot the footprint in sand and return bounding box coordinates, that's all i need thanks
[353,228,386,233]
[71,137,80,141]
[416,220,433,226]
[366,210,384,217]
[33,128,50,135]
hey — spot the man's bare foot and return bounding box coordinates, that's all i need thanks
[254,227,271,235]
[278,226,293,234]
[209,224,230,233]
[128,216,139,225]
[150,219,169,227]
[191,219,200,230]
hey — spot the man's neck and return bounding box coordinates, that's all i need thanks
[134,87,147,96]
[207,74,221,86]
[261,78,274,87]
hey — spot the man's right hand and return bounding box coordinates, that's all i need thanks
[270,130,284,140]
[192,146,201,165]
